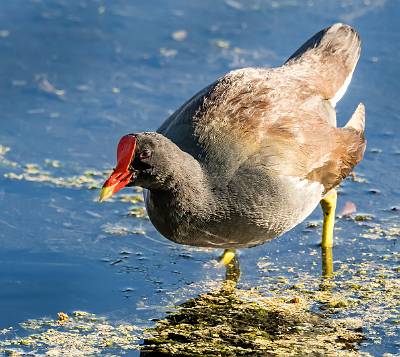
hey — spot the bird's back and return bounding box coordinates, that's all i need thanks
[155,23,365,247]
[159,23,364,189]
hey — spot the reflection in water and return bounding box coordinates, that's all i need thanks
[140,248,363,356]
[222,255,241,291]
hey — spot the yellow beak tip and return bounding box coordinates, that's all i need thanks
[98,186,115,202]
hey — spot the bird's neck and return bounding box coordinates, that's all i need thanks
[145,156,217,239]
[156,155,214,213]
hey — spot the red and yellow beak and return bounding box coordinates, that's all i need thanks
[99,134,136,202]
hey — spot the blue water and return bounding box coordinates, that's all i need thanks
[0,0,399,355]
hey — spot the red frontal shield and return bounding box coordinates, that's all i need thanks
[99,135,136,201]
[115,135,137,172]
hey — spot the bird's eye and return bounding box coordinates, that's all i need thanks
[139,149,152,160]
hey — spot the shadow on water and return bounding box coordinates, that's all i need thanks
[140,249,364,357]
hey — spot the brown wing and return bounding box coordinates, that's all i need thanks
[158,23,364,188]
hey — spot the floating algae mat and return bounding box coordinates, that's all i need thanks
[141,250,400,356]
[1,146,145,210]
[1,147,108,190]
[0,311,142,356]
[3,161,110,191]
[141,287,365,356]
[0,284,366,356]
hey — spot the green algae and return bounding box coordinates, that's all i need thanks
[44,159,62,168]
[256,250,400,348]
[0,145,10,156]
[140,237,400,356]
[0,145,18,168]
[0,311,141,356]
[353,213,375,222]
[118,192,149,218]
[1,148,146,219]
[306,220,320,228]
[4,166,109,190]
[127,206,148,218]
[349,171,369,184]
[118,192,144,204]
[0,146,109,190]
[360,223,400,240]
[141,285,366,356]
[102,223,146,236]
[211,39,231,49]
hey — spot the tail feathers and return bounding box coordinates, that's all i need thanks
[345,103,365,133]
[339,102,366,188]
[317,103,366,193]
[285,23,361,105]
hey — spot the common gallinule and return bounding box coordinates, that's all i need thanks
[100,23,366,265]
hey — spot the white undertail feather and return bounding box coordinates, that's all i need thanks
[329,65,355,107]
[328,23,361,107]
[345,103,365,132]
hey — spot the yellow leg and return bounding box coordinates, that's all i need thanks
[218,248,236,266]
[320,189,337,248]
[321,247,333,278]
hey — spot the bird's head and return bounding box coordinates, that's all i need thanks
[99,132,177,201]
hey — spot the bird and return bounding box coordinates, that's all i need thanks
[99,23,366,266]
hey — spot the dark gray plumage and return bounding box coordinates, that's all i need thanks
[126,23,366,248]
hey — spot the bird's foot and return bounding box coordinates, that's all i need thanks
[218,248,236,266]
